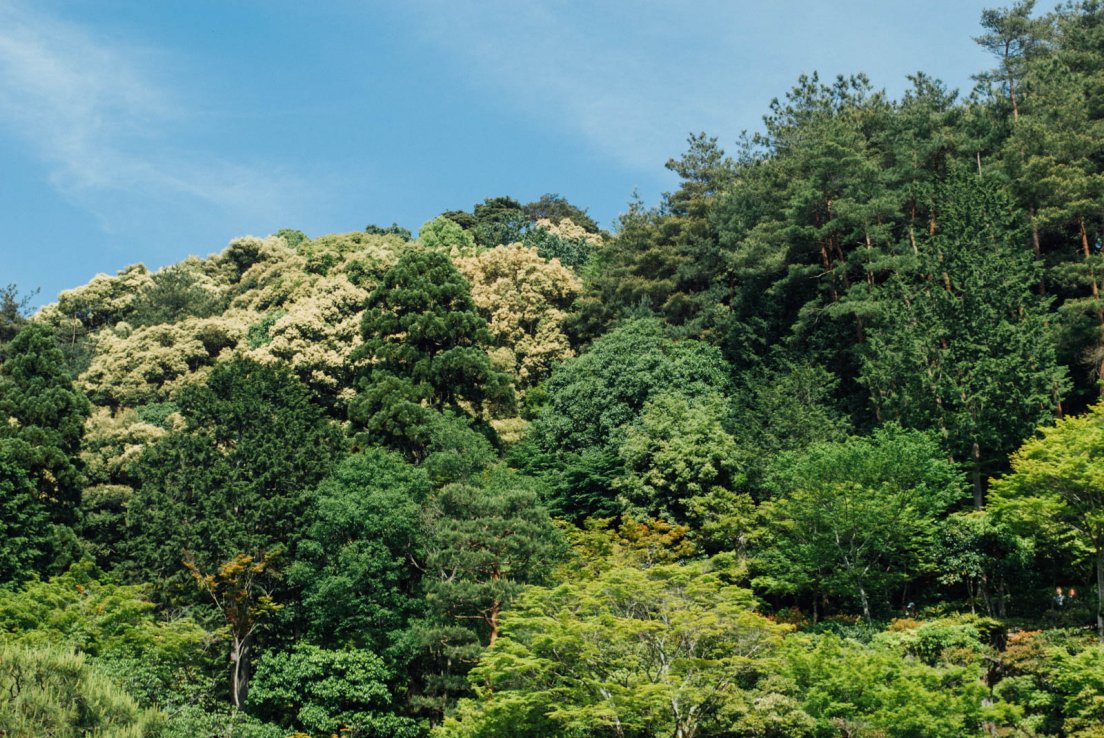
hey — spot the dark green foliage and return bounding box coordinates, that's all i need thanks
[0,284,34,347]
[248,644,422,738]
[471,196,529,247]
[130,265,224,326]
[126,358,343,593]
[858,169,1067,503]
[731,358,852,493]
[134,401,179,429]
[531,318,730,453]
[526,318,732,518]
[0,455,51,584]
[245,310,286,349]
[351,250,513,458]
[523,192,601,232]
[573,134,736,340]
[935,511,1031,617]
[420,411,496,487]
[7,5,1104,731]
[290,449,429,654]
[412,469,565,718]
[521,223,595,269]
[365,222,414,240]
[0,323,90,523]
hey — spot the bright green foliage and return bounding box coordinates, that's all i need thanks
[990,399,1104,638]
[1045,643,1104,736]
[0,643,160,738]
[291,449,429,653]
[983,629,1104,736]
[248,644,422,738]
[780,633,987,738]
[523,193,601,233]
[419,215,480,257]
[617,392,744,524]
[858,170,1066,504]
[759,425,965,620]
[414,469,565,718]
[158,705,285,738]
[0,562,213,707]
[351,250,514,458]
[126,358,343,593]
[0,322,90,523]
[439,560,789,738]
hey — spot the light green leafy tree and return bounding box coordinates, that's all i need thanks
[759,425,965,621]
[989,399,1104,639]
[0,643,160,738]
[616,392,746,532]
[438,560,789,738]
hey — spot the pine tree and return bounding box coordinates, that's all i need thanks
[0,323,90,524]
[858,169,1067,506]
[350,250,513,458]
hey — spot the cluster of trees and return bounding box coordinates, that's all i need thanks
[2,2,1104,736]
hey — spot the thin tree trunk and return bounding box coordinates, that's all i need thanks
[858,582,872,623]
[1029,206,1045,295]
[972,442,985,510]
[231,633,253,709]
[1096,544,1104,642]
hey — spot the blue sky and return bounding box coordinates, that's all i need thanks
[1,0,1001,305]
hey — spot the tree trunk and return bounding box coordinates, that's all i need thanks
[858,582,872,623]
[1029,206,1045,295]
[231,632,253,709]
[1096,544,1104,642]
[972,442,985,510]
[487,599,501,648]
[1081,218,1103,321]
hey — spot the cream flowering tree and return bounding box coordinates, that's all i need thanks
[250,275,370,405]
[456,243,581,393]
[80,314,252,407]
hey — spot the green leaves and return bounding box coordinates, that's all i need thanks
[0,323,90,522]
[441,560,786,738]
[249,644,422,738]
[990,399,1104,638]
[758,425,966,619]
[352,250,514,458]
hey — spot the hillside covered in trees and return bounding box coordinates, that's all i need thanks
[3,2,1104,736]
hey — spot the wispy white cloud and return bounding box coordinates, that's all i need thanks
[0,0,310,237]
[402,0,754,172]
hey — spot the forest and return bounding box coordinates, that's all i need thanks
[2,1,1104,736]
